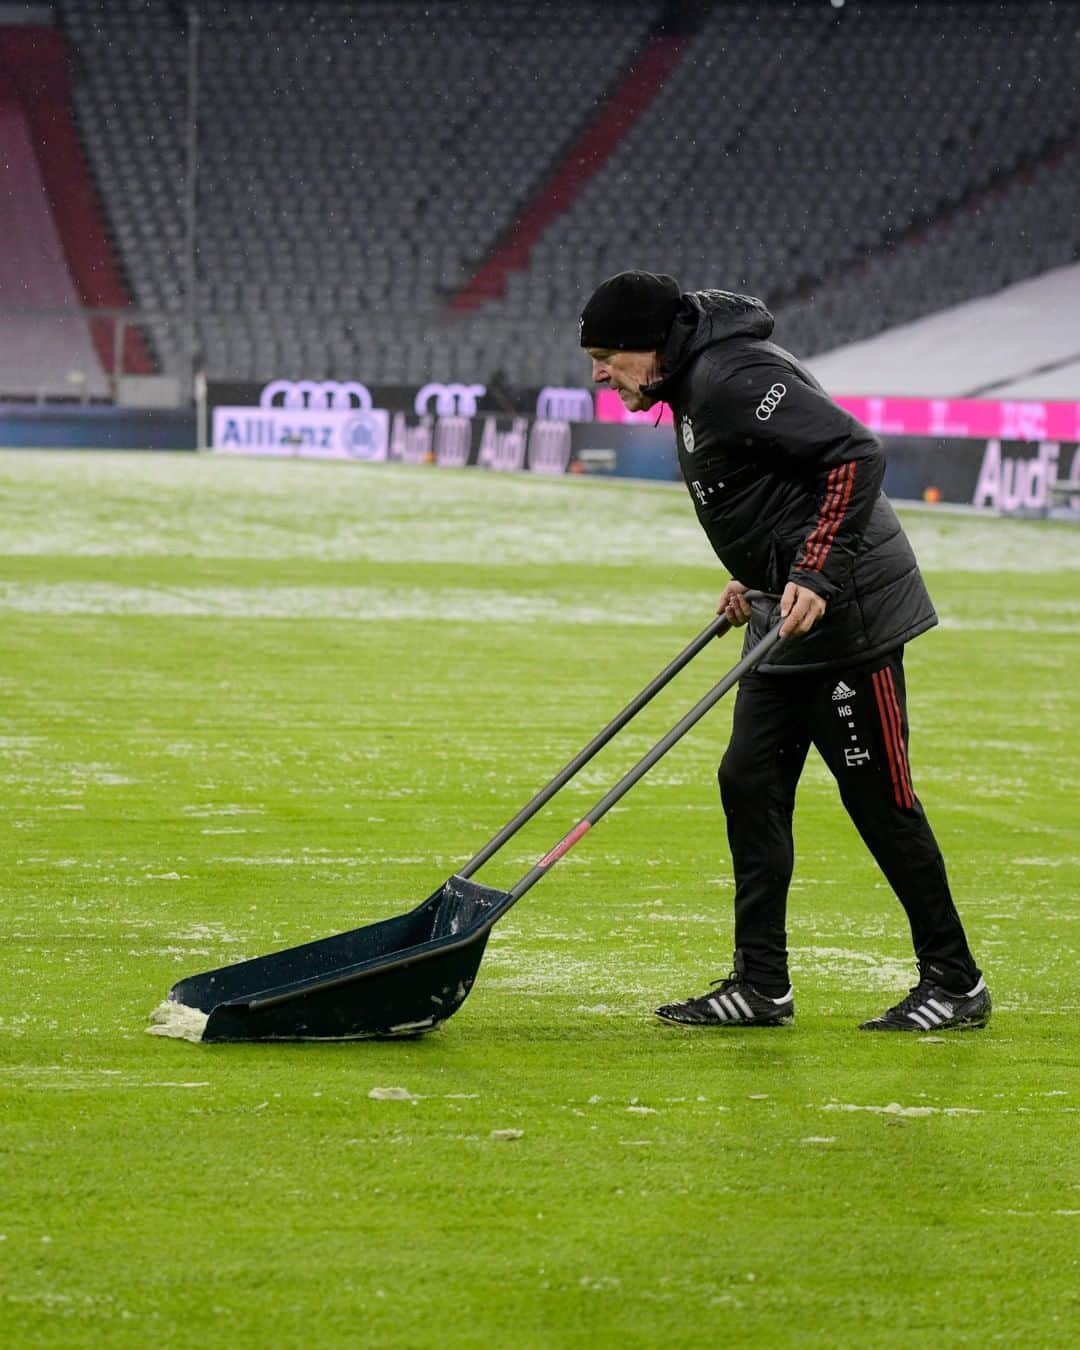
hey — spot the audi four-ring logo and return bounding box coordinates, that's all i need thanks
[259,379,373,410]
[535,387,594,421]
[414,382,486,416]
[755,382,787,421]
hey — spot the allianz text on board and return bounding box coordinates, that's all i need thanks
[213,406,391,459]
[212,379,575,474]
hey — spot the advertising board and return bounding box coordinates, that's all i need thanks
[206,378,1080,515]
[212,406,390,460]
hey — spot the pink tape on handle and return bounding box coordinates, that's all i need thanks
[537,820,592,869]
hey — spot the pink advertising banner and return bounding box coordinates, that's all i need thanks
[832,395,1080,443]
[596,387,1080,442]
[595,389,674,426]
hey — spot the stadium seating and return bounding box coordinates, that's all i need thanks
[0,80,109,398]
[54,0,1080,387]
[58,0,659,382]
[491,0,1080,370]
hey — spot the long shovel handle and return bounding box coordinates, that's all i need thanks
[458,592,777,880]
[506,620,784,904]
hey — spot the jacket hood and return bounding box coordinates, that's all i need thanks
[645,290,775,398]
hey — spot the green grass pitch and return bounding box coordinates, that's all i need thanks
[1,450,1077,1346]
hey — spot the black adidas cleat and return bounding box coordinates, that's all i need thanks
[860,975,991,1032]
[656,975,794,1027]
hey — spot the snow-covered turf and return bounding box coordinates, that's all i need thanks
[3,450,1078,569]
[1,450,1076,1347]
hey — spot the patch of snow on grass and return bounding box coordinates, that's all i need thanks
[821,1102,982,1117]
[902,512,1080,573]
[792,946,913,990]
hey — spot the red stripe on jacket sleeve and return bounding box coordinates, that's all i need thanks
[801,461,856,573]
[799,466,845,569]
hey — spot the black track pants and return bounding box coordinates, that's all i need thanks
[718,647,980,994]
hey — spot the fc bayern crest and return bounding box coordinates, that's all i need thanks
[681,415,695,455]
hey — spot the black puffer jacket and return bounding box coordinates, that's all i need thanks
[643,290,937,673]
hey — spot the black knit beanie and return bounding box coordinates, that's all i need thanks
[579,271,682,350]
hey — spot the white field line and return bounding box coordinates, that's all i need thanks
[0,581,699,626]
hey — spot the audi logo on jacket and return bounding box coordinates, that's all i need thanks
[642,289,937,673]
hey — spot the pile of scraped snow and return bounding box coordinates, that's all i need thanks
[146,1001,209,1042]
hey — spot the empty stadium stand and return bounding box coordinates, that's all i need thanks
[0,21,148,397]
[0,53,109,398]
[58,0,661,384]
[48,0,1080,391]
[485,0,1080,376]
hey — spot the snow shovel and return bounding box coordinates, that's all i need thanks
[160,605,783,1042]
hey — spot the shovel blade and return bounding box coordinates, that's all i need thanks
[164,876,510,1042]
[202,928,492,1042]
